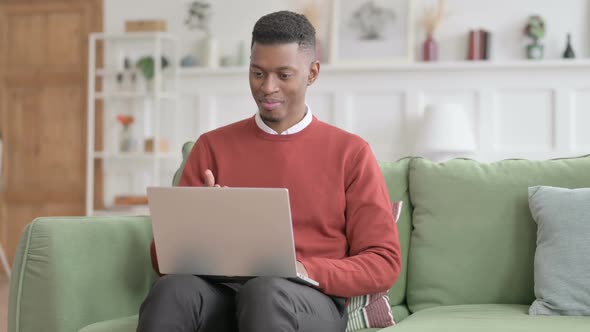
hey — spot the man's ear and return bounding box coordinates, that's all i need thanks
[307,60,320,86]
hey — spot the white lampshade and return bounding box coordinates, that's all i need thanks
[418,103,476,155]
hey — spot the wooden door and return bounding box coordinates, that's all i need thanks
[0,0,102,265]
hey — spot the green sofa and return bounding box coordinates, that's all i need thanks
[8,142,590,332]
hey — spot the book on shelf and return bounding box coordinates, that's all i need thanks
[467,29,491,60]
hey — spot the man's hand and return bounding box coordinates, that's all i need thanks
[203,169,229,188]
[296,261,308,277]
[203,169,221,187]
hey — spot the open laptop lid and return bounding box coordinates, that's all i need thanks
[147,186,300,278]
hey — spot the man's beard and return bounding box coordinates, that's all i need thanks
[260,113,280,123]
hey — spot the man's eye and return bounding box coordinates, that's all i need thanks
[251,71,263,78]
[280,73,292,79]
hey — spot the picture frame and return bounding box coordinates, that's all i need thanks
[330,0,413,65]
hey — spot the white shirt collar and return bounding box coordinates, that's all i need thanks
[255,105,313,135]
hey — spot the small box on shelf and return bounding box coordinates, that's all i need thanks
[92,195,150,216]
[93,205,150,216]
[144,138,154,152]
[125,20,167,33]
[114,194,148,206]
[144,137,170,153]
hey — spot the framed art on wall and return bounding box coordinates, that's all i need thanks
[330,0,413,65]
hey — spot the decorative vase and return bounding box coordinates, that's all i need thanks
[526,41,544,60]
[202,35,219,68]
[135,76,154,94]
[145,79,155,93]
[315,38,324,63]
[236,41,249,67]
[120,125,132,152]
[563,33,576,59]
[180,54,199,67]
[422,33,438,61]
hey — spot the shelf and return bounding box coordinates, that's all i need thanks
[95,92,177,100]
[179,59,590,76]
[320,59,590,72]
[96,68,176,77]
[180,66,249,76]
[94,151,178,160]
[90,32,177,41]
[92,205,150,216]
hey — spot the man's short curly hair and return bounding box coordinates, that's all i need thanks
[251,10,316,54]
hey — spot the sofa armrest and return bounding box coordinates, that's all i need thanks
[8,216,157,332]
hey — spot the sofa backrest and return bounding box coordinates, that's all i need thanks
[173,142,413,309]
[9,217,156,332]
[406,156,590,313]
[378,159,413,308]
[172,142,195,186]
[173,143,590,314]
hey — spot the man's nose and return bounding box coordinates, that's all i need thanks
[261,75,279,94]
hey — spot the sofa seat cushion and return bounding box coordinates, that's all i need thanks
[77,314,383,332]
[78,315,138,332]
[379,304,590,332]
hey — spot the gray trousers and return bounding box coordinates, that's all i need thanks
[137,275,348,332]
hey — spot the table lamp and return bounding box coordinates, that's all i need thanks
[417,103,476,161]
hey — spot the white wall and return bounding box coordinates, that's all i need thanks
[96,1,590,208]
[176,62,590,163]
[105,0,590,62]
[101,0,590,162]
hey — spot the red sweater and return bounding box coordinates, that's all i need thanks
[154,116,401,298]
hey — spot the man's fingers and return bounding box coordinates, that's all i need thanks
[203,169,215,187]
[203,169,227,188]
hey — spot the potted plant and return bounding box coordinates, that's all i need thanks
[185,0,211,32]
[524,15,546,60]
[136,56,170,81]
[184,1,217,68]
[135,56,170,92]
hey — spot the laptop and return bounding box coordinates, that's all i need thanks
[147,186,319,287]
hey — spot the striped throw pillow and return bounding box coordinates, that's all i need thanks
[346,201,403,331]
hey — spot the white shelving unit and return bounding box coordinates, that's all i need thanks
[86,33,181,216]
